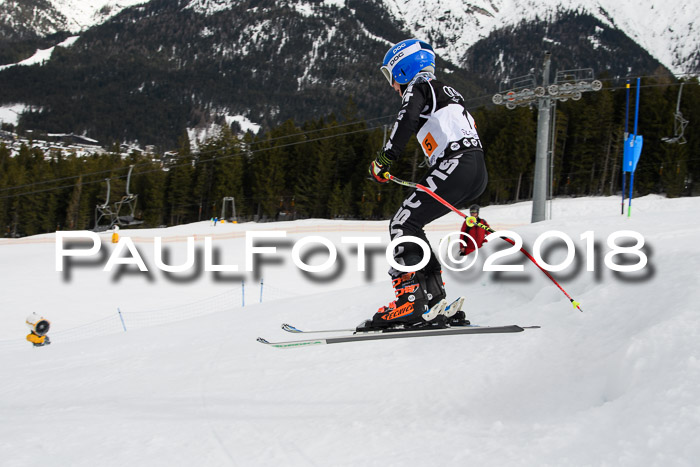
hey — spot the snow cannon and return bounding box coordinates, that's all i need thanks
[26,312,50,336]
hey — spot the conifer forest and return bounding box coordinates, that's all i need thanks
[1,77,698,237]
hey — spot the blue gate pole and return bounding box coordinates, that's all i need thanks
[628,172,634,217]
[622,79,630,214]
[117,308,127,332]
[633,78,641,135]
[260,278,264,303]
[629,78,641,218]
[621,171,626,215]
[624,80,630,135]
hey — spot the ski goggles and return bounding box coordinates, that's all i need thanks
[380,66,394,85]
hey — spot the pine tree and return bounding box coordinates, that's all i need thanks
[0,144,11,235]
[210,127,246,218]
[64,175,83,230]
[139,166,167,227]
[328,182,344,218]
[249,121,292,219]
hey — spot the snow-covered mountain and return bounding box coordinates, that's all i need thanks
[19,0,697,75]
[0,0,690,147]
[49,0,147,31]
[381,0,697,76]
[0,0,146,37]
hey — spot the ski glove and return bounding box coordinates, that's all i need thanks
[369,150,392,183]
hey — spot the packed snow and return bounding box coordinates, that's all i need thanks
[1,194,699,466]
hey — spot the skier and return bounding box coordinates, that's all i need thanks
[360,39,488,331]
[459,204,490,256]
[26,312,51,347]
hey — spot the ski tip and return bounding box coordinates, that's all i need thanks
[256,337,271,344]
[281,323,303,333]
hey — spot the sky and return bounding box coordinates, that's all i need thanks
[1,193,699,466]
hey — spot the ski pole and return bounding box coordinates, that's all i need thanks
[385,173,582,311]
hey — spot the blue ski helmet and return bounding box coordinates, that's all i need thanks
[381,39,436,85]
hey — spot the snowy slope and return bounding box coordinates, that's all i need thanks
[1,194,699,466]
[0,35,78,71]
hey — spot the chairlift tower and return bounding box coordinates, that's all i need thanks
[492,53,602,222]
[221,197,237,222]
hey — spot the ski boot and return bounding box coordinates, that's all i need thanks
[425,269,470,326]
[356,271,442,332]
[424,268,448,319]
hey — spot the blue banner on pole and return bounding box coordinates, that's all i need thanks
[623,134,643,173]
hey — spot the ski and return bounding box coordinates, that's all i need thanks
[257,324,540,348]
[281,323,354,334]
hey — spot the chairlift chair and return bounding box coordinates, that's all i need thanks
[113,165,143,226]
[94,178,118,231]
[662,83,689,145]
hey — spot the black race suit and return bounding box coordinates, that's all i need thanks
[384,72,488,277]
